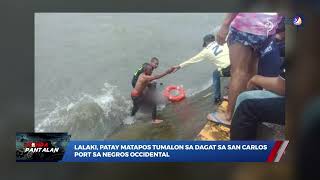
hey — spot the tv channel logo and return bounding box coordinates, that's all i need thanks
[284,14,304,30]
[292,15,303,26]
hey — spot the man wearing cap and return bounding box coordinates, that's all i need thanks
[174,34,231,104]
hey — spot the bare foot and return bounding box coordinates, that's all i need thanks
[152,119,164,124]
[225,112,232,123]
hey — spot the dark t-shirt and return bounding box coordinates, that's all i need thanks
[279,60,286,80]
[131,63,149,88]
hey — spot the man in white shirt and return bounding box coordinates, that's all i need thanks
[174,34,231,104]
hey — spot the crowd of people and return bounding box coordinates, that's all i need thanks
[215,13,285,140]
[129,13,286,140]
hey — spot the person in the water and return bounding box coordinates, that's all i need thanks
[131,57,159,88]
[130,64,175,124]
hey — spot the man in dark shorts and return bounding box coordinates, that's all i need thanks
[130,64,174,124]
[131,57,159,88]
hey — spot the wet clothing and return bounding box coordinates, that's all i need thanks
[131,89,140,97]
[131,63,149,88]
[131,90,157,120]
[179,41,230,70]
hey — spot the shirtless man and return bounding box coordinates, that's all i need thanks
[130,64,175,124]
[131,57,159,88]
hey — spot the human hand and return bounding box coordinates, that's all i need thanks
[166,67,175,74]
[247,76,258,90]
[216,24,229,45]
[172,65,181,73]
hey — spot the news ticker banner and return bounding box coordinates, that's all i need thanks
[16,133,288,162]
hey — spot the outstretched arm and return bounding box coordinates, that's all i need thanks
[173,49,208,72]
[178,49,208,68]
[146,67,175,81]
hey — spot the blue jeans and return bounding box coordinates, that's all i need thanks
[231,90,285,140]
[212,69,222,101]
[212,65,231,101]
[234,90,282,113]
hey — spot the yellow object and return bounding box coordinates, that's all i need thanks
[221,100,228,109]
[195,100,230,141]
[195,121,230,141]
[217,100,228,113]
[179,41,230,69]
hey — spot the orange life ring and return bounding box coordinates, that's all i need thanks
[163,85,186,102]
